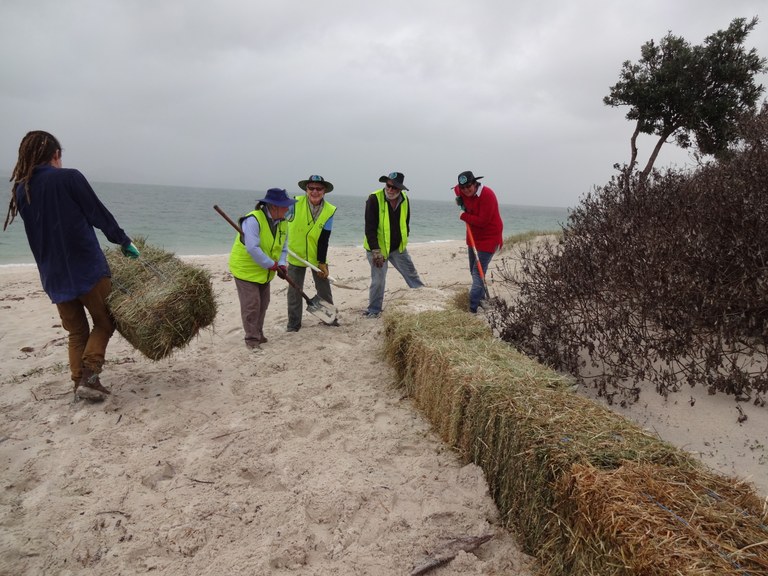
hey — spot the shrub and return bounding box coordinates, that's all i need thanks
[490,108,768,403]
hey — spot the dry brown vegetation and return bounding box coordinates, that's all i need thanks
[489,107,768,404]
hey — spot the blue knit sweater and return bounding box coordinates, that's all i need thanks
[16,165,131,303]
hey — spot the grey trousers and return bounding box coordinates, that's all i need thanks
[365,248,424,315]
[286,264,333,330]
[234,277,270,346]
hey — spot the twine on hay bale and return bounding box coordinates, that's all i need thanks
[105,238,217,360]
[383,309,768,576]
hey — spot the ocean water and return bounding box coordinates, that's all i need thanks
[0,181,570,266]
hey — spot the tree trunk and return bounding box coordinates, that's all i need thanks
[629,124,640,173]
[621,123,642,192]
[640,129,674,183]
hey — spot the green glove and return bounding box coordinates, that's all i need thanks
[121,242,140,259]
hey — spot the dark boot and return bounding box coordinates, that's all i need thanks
[75,366,111,401]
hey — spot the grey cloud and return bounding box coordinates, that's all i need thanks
[1,0,766,207]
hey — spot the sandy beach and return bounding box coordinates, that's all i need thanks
[1,240,765,575]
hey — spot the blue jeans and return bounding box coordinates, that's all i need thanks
[468,248,494,312]
[366,248,424,314]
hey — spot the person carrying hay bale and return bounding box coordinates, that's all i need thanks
[3,130,141,402]
[228,188,296,350]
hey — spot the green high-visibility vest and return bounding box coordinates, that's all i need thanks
[228,209,287,283]
[287,196,336,266]
[363,189,409,259]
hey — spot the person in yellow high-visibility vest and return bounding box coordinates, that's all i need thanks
[228,188,296,350]
[362,171,424,318]
[286,175,337,332]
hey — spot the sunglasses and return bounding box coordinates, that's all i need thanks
[459,183,475,189]
[385,184,399,190]
[306,186,325,192]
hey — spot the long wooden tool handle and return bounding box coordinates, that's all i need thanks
[288,248,321,272]
[214,204,242,234]
[213,205,311,304]
[465,224,485,281]
[465,220,490,299]
[288,248,339,282]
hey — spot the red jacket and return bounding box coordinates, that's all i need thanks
[454,184,503,253]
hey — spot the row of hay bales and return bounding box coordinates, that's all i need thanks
[383,308,768,576]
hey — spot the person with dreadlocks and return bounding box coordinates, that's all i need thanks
[4,130,140,402]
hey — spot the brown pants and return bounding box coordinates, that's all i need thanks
[55,277,115,383]
[234,277,271,347]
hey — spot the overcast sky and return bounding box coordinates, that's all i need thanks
[1,1,766,207]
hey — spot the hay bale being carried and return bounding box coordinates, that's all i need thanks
[105,238,217,360]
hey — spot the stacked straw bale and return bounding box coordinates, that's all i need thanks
[383,309,768,576]
[105,238,217,360]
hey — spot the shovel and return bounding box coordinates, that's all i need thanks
[283,274,338,325]
[463,216,490,300]
[213,205,339,325]
[287,249,359,290]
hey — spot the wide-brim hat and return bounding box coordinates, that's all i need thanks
[458,171,484,186]
[378,171,409,191]
[298,174,334,193]
[257,188,297,207]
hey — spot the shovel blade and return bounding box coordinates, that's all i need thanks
[306,296,338,325]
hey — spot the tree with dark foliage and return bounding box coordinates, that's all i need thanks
[604,17,766,184]
[490,106,768,405]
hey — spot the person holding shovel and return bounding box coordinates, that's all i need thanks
[453,170,503,313]
[362,171,424,318]
[285,175,337,332]
[4,130,140,402]
[228,188,296,350]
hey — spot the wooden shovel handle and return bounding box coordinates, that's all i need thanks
[465,220,490,299]
[214,204,243,235]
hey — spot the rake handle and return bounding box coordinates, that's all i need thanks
[464,218,490,299]
[214,204,243,236]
